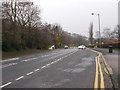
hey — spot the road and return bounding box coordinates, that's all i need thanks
[1,48,106,88]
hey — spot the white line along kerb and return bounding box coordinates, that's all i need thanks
[2,63,18,68]
[1,57,19,62]
[0,82,12,88]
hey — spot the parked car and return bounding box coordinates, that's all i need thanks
[64,45,68,49]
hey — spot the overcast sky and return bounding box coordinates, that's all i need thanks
[32,0,119,37]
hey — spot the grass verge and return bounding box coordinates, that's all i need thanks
[2,49,48,60]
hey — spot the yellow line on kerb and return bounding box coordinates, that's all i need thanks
[98,55,105,89]
[94,57,99,89]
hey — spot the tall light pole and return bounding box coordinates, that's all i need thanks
[91,13,101,48]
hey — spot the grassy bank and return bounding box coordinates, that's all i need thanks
[2,49,48,60]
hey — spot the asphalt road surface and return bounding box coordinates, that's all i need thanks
[1,48,100,88]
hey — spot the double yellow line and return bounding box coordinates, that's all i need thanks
[94,54,105,90]
[89,49,105,89]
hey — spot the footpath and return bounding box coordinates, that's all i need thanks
[93,48,119,88]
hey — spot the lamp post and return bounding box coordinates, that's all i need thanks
[91,13,101,48]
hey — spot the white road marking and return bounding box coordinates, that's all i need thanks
[1,63,18,68]
[57,58,62,61]
[42,55,49,57]
[53,61,57,63]
[0,82,12,88]
[34,69,40,72]
[1,50,77,87]
[40,51,77,69]
[41,66,47,69]
[46,63,51,66]
[22,58,38,62]
[1,58,19,62]
[26,72,33,75]
[41,56,46,58]
[50,62,54,64]
[49,56,54,59]
[15,76,24,81]
[41,53,58,58]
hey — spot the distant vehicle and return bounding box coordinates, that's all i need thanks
[83,45,86,49]
[78,45,83,49]
[49,45,55,50]
[64,45,68,49]
[78,45,86,49]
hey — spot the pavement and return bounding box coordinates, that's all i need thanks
[93,48,120,88]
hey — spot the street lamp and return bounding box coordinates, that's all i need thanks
[91,13,101,48]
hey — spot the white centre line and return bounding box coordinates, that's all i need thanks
[41,66,46,69]
[40,51,77,70]
[0,82,12,88]
[46,64,51,66]
[34,69,40,72]
[50,62,54,64]
[26,72,33,75]
[15,76,24,81]
[0,50,77,88]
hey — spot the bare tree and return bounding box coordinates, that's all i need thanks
[2,0,42,50]
[2,0,89,51]
[112,25,119,40]
[102,27,112,40]
[2,0,21,49]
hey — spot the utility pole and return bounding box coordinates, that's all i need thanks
[91,13,101,48]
